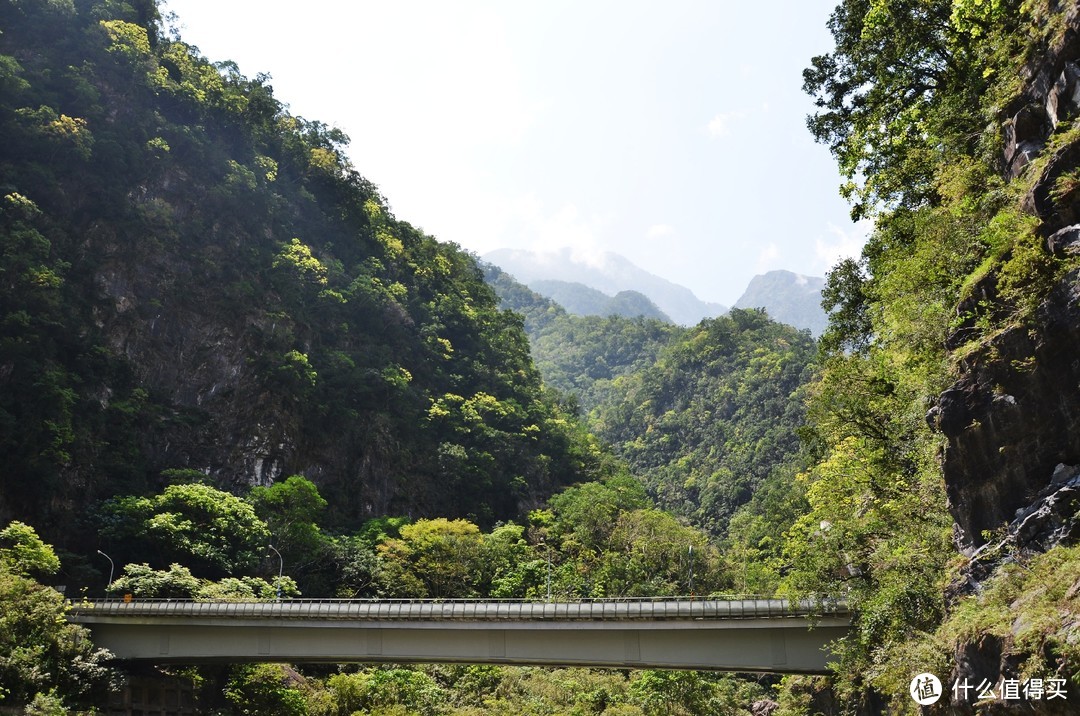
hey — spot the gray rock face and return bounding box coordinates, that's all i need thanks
[1046,61,1080,130]
[934,271,1080,554]
[1011,464,1080,552]
[1004,104,1051,178]
[1004,3,1080,184]
[939,17,1080,557]
[1021,140,1080,231]
[1046,223,1080,255]
[732,270,828,336]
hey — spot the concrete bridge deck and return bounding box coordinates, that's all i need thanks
[69,597,850,674]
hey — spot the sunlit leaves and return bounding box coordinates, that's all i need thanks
[804,0,989,217]
[0,522,59,577]
[0,572,112,709]
[377,518,487,598]
[100,484,270,576]
[273,238,328,286]
[99,18,166,86]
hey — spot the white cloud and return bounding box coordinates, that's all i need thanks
[500,198,612,268]
[756,242,781,271]
[646,224,675,238]
[707,110,747,138]
[814,219,872,272]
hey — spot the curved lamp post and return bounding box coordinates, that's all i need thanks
[688,545,695,596]
[268,544,283,600]
[96,550,114,596]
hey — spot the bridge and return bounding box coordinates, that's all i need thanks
[68,597,849,674]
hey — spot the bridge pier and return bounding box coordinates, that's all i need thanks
[102,672,198,716]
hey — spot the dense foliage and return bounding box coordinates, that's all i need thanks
[486,271,817,542]
[589,310,816,536]
[0,2,777,708]
[20,0,1075,712]
[8,471,787,713]
[0,0,614,544]
[780,0,1080,711]
[0,522,113,710]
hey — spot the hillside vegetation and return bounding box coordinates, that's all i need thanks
[775,0,1080,712]
[7,0,1080,713]
[0,0,611,540]
[486,267,816,541]
[0,0,818,712]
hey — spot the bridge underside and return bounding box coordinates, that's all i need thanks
[82,618,847,674]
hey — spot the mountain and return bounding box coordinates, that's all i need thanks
[527,280,670,321]
[0,0,608,539]
[484,247,725,326]
[484,265,816,536]
[484,248,830,335]
[732,270,827,336]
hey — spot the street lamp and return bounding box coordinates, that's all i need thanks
[268,544,283,600]
[537,539,552,602]
[687,545,695,597]
[96,550,114,596]
[545,541,552,602]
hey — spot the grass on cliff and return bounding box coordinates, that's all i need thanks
[942,542,1080,682]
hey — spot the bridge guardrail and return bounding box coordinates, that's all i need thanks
[68,596,848,622]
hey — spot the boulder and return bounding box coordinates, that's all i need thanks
[1046,61,1080,128]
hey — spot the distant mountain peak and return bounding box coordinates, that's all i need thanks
[527,280,671,322]
[483,248,725,326]
[732,270,827,336]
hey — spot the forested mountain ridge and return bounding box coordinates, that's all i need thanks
[486,266,817,538]
[0,0,609,540]
[0,0,820,712]
[14,0,1080,713]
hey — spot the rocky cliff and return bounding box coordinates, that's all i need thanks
[935,4,1080,558]
[927,6,1080,712]
[0,0,602,541]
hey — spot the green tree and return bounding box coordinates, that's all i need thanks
[803,0,996,217]
[377,518,487,598]
[107,562,201,598]
[248,475,333,592]
[0,559,112,709]
[326,668,445,716]
[0,521,60,577]
[224,664,308,716]
[198,574,300,600]
[597,509,720,597]
[547,476,650,557]
[99,483,270,577]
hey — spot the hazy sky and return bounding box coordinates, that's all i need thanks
[162,1,867,306]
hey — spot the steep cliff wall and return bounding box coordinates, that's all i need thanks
[925,7,1080,712]
[0,1,599,541]
[936,6,1080,557]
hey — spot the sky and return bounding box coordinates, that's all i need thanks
[161,1,868,307]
